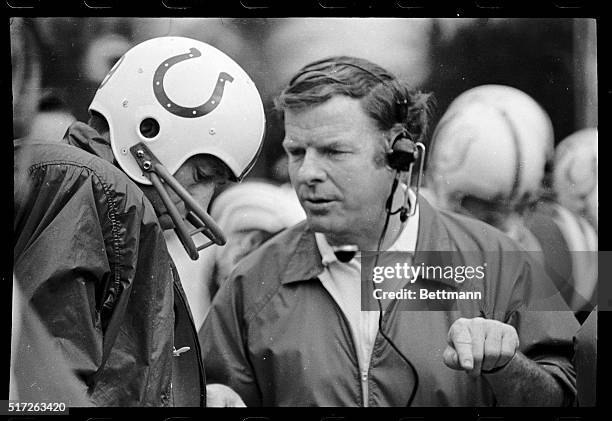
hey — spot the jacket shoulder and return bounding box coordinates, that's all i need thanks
[15,141,151,215]
[434,206,525,253]
[17,141,125,183]
[221,221,312,315]
[235,220,310,274]
[248,219,309,256]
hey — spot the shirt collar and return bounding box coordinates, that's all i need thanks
[315,233,338,266]
[314,188,420,267]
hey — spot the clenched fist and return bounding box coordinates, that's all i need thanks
[443,317,519,377]
[206,383,246,407]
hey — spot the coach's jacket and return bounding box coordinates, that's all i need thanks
[13,123,205,406]
[200,197,579,406]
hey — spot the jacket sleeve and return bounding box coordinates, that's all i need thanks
[502,254,579,406]
[14,146,175,406]
[11,281,94,406]
[198,273,262,406]
[14,159,114,399]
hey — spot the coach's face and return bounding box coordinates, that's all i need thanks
[283,96,394,245]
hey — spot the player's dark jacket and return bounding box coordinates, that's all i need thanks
[201,197,579,406]
[13,122,205,406]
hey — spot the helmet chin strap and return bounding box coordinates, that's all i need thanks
[139,185,176,230]
[130,142,226,260]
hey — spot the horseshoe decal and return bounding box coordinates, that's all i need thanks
[153,48,234,118]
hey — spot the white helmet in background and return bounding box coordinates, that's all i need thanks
[209,181,306,291]
[553,128,598,230]
[89,36,266,260]
[427,84,554,215]
[89,36,265,184]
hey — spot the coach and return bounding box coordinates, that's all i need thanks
[199,56,578,406]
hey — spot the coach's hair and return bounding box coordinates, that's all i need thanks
[275,56,434,143]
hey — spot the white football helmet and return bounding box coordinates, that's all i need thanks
[553,128,598,230]
[427,84,554,219]
[89,36,266,259]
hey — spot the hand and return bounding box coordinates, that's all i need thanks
[206,383,246,407]
[443,317,519,377]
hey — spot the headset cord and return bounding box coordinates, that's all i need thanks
[371,173,420,407]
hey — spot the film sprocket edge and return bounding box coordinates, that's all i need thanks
[4,1,606,419]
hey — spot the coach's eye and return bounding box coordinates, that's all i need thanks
[323,148,348,158]
[286,147,305,159]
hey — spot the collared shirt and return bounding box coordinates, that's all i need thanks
[314,190,420,405]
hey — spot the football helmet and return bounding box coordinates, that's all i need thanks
[553,128,598,230]
[427,84,554,216]
[89,36,266,259]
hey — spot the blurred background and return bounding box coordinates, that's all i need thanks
[11,17,597,184]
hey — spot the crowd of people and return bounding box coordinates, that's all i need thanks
[11,18,598,408]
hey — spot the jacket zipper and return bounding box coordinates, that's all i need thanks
[172,270,207,407]
[366,296,400,407]
[317,280,365,407]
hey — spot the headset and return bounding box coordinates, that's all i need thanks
[290,61,427,406]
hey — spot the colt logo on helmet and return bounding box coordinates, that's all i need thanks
[153,47,234,118]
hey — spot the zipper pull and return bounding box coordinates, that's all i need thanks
[173,346,191,357]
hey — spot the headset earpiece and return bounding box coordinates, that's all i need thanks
[386,130,418,172]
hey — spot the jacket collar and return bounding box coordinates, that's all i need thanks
[281,223,325,285]
[280,195,457,286]
[413,197,464,289]
[414,194,454,255]
[63,121,116,165]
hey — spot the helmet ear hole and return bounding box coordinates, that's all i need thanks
[140,117,160,139]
